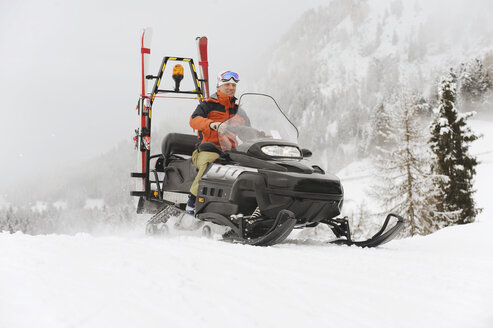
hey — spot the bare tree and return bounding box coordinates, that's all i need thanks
[371,91,439,236]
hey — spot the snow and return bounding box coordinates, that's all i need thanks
[2,224,492,328]
[2,119,492,327]
[53,200,68,211]
[30,201,48,213]
[84,198,105,210]
[470,120,493,219]
[336,158,378,214]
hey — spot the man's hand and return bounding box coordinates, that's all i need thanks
[209,122,220,131]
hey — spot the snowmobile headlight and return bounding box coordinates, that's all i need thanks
[261,145,301,158]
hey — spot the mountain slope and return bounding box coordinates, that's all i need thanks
[252,0,493,171]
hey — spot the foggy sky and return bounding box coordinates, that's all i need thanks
[0,0,327,191]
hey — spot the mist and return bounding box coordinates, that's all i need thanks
[0,0,327,193]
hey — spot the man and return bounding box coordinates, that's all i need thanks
[186,70,240,214]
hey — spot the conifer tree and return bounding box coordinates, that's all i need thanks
[371,92,438,236]
[459,59,491,105]
[430,71,480,224]
[369,103,391,150]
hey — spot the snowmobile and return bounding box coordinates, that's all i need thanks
[130,30,404,246]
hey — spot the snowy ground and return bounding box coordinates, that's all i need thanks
[1,120,492,328]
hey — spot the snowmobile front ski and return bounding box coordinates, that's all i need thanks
[206,210,297,246]
[325,213,405,248]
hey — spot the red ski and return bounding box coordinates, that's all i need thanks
[134,28,153,191]
[196,36,210,99]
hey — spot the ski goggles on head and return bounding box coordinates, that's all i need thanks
[220,71,240,83]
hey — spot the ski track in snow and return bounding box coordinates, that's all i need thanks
[1,119,492,328]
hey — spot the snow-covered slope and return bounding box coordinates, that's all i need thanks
[1,221,492,328]
[252,0,493,172]
[1,119,492,328]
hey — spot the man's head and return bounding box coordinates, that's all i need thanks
[217,70,239,98]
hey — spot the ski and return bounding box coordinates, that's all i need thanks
[196,36,210,99]
[135,28,153,191]
[327,214,405,248]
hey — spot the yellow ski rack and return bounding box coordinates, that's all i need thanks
[132,55,206,201]
[148,56,205,104]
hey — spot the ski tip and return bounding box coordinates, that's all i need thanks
[141,27,154,37]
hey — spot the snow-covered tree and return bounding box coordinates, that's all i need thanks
[458,58,491,106]
[368,102,394,153]
[371,92,439,236]
[0,207,15,233]
[430,72,480,224]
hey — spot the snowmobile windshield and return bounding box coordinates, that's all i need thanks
[217,93,299,152]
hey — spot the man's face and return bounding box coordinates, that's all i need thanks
[218,82,237,98]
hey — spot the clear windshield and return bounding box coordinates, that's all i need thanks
[217,93,298,151]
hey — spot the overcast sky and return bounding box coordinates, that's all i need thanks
[0,0,329,190]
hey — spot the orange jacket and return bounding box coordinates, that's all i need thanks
[190,91,239,147]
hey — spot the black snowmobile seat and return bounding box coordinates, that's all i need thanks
[161,133,198,158]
